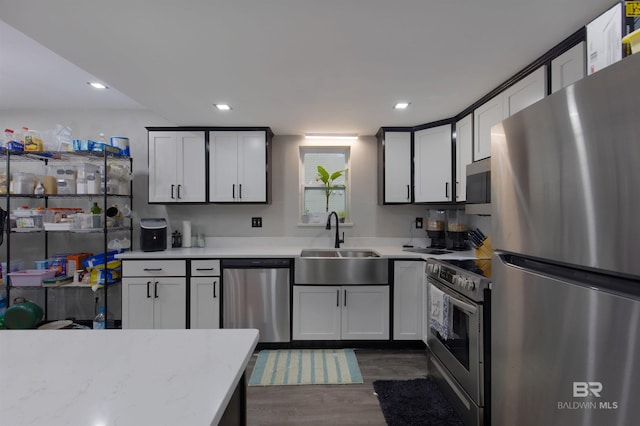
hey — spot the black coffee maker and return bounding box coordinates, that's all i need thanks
[426,209,446,249]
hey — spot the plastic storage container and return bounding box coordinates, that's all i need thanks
[11,208,44,230]
[11,172,36,194]
[8,269,57,286]
[75,213,103,230]
[42,165,57,194]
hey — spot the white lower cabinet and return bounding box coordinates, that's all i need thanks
[293,285,390,340]
[190,278,220,329]
[122,260,187,329]
[122,278,186,329]
[190,260,221,329]
[393,261,425,340]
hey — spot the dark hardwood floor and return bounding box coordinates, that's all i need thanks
[246,348,430,425]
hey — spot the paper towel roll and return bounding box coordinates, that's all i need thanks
[182,220,192,248]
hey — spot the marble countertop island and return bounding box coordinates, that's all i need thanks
[0,329,259,426]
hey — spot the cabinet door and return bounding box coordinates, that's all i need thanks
[551,42,585,93]
[237,131,267,202]
[148,132,179,203]
[292,286,341,340]
[455,114,473,202]
[209,131,240,202]
[190,277,220,329]
[122,278,155,329]
[148,131,205,203]
[393,261,424,340]
[502,66,546,117]
[341,286,390,340]
[153,278,186,329]
[176,132,206,202]
[473,94,503,161]
[414,125,452,202]
[383,132,412,203]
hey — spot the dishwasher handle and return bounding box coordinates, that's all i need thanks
[221,259,292,268]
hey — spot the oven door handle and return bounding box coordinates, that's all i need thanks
[448,295,477,315]
[429,280,477,315]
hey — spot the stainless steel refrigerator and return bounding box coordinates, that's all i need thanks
[491,52,640,425]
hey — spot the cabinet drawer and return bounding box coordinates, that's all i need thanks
[191,259,221,276]
[123,260,186,277]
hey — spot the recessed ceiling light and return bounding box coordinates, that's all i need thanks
[304,133,358,140]
[215,104,232,110]
[87,82,108,89]
[393,102,410,109]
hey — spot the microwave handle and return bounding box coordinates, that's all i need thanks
[445,182,449,199]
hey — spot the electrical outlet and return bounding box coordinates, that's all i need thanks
[415,217,423,229]
[251,217,262,228]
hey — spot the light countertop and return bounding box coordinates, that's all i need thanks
[116,237,480,261]
[0,329,259,426]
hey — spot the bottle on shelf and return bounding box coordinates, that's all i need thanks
[90,202,102,214]
[93,307,106,330]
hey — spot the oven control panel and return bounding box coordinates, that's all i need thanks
[426,262,481,293]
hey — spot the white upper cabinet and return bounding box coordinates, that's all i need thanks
[209,131,268,203]
[455,114,473,202]
[379,131,412,204]
[551,42,585,93]
[414,124,452,203]
[473,94,503,161]
[474,66,546,160]
[502,66,547,117]
[148,131,206,203]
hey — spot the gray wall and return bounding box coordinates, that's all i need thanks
[1,108,432,248]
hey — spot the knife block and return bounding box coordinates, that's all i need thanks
[475,236,492,259]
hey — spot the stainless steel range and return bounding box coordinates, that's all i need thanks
[424,258,491,426]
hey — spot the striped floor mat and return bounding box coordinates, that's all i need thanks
[248,348,363,386]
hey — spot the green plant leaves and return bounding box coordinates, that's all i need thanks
[316,165,348,212]
[317,165,330,183]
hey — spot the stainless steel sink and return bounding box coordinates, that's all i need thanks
[299,248,381,258]
[295,248,388,284]
[336,249,381,258]
[299,249,340,258]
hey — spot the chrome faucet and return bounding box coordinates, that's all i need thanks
[326,211,345,248]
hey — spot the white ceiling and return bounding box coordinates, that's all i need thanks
[0,0,614,136]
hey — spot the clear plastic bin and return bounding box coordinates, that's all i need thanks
[76,213,103,230]
[11,172,36,194]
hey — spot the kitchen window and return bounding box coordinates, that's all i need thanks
[299,147,350,224]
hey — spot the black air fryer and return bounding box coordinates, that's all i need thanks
[140,218,168,252]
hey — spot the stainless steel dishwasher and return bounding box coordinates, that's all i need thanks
[221,259,291,342]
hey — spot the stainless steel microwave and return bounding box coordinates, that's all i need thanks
[465,158,491,215]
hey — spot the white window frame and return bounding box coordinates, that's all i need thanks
[299,146,351,226]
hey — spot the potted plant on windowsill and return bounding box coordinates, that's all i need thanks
[316,165,346,213]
